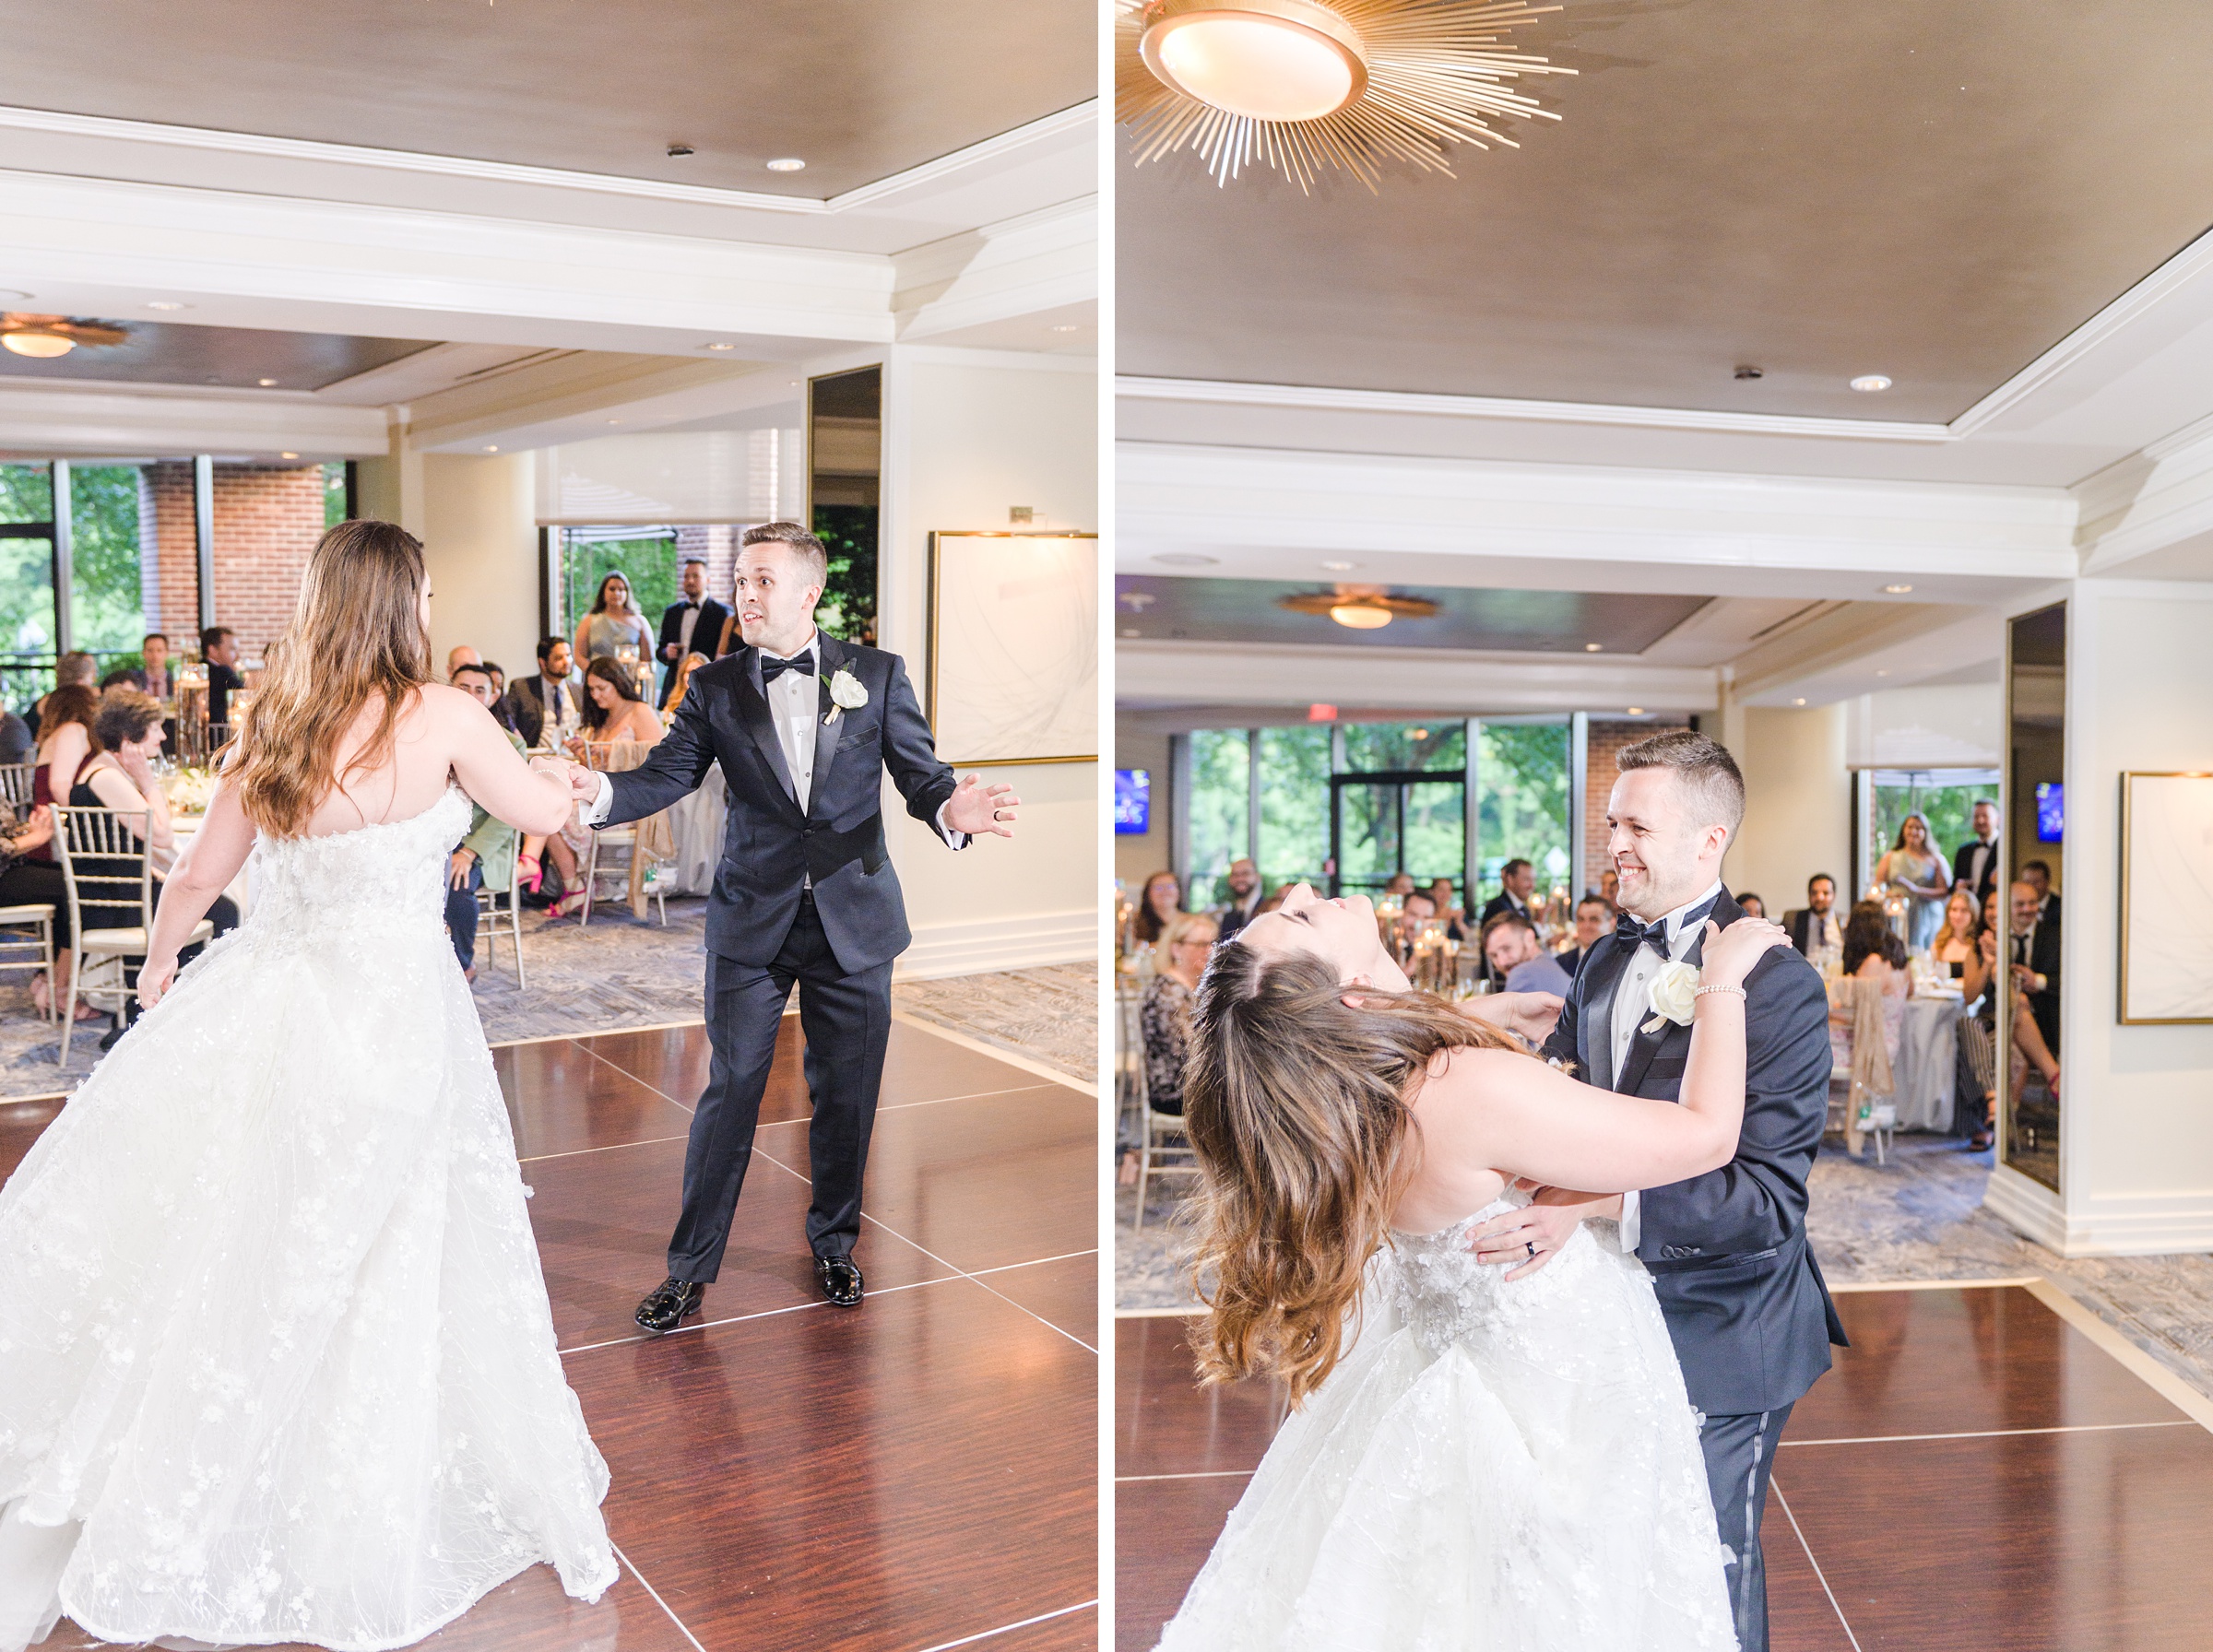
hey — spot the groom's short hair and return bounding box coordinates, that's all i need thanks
[1616,729,1746,834]
[740,522,829,590]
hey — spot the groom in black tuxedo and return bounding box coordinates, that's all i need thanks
[569,522,1019,1327]
[1474,730,1844,1652]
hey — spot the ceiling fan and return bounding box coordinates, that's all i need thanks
[0,313,131,360]
[1279,585,1440,631]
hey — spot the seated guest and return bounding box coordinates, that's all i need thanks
[1737,891,1767,919]
[444,665,524,981]
[2023,859,2061,927]
[29,651,97,737]
[98,666,136,691]
[201,627,245,727]
[1139,913,1217,1116]
[446,643,482,680]
[128,631,174,701]
[1931,889,1980,976]
[1384,870,1417,900]
[1131,869,1184,950]
[479,660,521,734]
[660,649,711,717]
[506,635,576,749]
[1787,872,1843,958]
[2010,879,2062,1054]
[1214,856,1264,941]
[0,705,30,766]
[1394,891,1438,958]
[1426,878,1460,921]
[0,801,75,1019]
[1479,857,1536,925]
[1482,909,1572,996]
[26,684,101,866]
[657,557,733,703]
[71,689,240,1046]
[1597,867,1619,910]
[1555,894,1615,978]
[569,655,664,750]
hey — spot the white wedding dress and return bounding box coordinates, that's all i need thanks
[1157,1194,1737,1652]
[0,785,618,1651]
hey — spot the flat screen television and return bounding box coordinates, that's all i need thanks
[2035,781,2064,843]
[1114,769,1151,835]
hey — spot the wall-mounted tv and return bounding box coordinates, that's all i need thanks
[1114,769,1151,835]
[2036,781,2064,844]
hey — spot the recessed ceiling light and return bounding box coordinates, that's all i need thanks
[1049,324,1080,333]
[704,342,736,350]
[484,445,499,453]
[1626,707,1645,715]
[1883,583,1912,594]
[144,301,185,312]
[279,451,298,460]
[607,419,622,425]
[256,377,278,386]
[1793,698,1806,705]
[1875,669,1888,678]
[1734,365,1763,381]
[666,143,694,158]
[765,158,806,172]
[1154,552,1217,567]
[1850,374,1892,392]
[1584,642,1602,652]
[1320,560,1357,572]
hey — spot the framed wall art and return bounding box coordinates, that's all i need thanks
[927,531,1097,766]
[2119,771,2213,1024]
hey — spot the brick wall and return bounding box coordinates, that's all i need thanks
[1582,718,1692,885]
[143,462,329,659]
[674,523,741,613]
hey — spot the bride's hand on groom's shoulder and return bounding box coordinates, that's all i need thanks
[1700,915,1793,989]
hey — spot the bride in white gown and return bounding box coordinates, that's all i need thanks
[1156,885,1792,1651]
[0,522,618,1651]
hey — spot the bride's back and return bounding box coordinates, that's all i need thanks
[296,688,468,837]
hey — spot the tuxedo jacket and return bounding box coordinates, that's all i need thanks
[1786,907,1837,957]
[1951,837,2001,906]
[1540,888,1846,1415]
[658,597,733,669]
[505,673,569,749]
[598,636,960,974]
[2014,918,2063,1050]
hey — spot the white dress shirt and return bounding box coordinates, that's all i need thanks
[578,629,968,850]
[675,599,703,658]
[1604,878,1724,1255]
[1962,835,1994,895]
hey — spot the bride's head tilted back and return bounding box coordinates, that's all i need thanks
[231,519,431,837]
[1181,885,1526,1404]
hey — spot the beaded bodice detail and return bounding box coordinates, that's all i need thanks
[245,785,471,942]
[1379,1194,1607,1359]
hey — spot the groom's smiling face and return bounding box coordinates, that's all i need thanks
[1606,768,1731,922]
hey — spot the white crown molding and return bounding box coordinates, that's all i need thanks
[893,196,1097,341]
[0,100,1097,219]
[0,378,386,458]
[1117,375,1955,443]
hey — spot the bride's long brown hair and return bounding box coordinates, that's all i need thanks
[231,520,431,837]
[1181,943,1533,1406]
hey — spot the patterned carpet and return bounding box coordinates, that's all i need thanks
[1116,1131,2213,1402]
[0,896,1095,1098]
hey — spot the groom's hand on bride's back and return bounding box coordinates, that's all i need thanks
[943,773,1020,838]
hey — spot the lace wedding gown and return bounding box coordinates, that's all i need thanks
[0,786,618,1651]
[1157,1195,1737,1651]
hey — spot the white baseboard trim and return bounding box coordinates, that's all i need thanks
[893,909,1095,981]
[1984,1167,2213,1257]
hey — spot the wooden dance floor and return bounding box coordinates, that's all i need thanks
[0,1016,1098,1652]
[1116,1282,2213,1651]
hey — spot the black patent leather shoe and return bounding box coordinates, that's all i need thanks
[816,1256,864,1307]
[634,1276,704,1335]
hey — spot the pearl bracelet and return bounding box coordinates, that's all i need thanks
[1693,984,1746,1000]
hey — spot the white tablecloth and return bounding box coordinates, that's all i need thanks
[664,761,727,896]
[1892,993,1962,1131]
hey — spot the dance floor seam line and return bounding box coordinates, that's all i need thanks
[752,1080,1071,1124]
[1769,1482,1864,1652]
[610,1540,708,1652]
[913,1599,1097,1651]
[1778,1419,2199,1448]
[519,1133,689,1163]
[750,1140,1102,1355]
[1117,1469,1252,1482]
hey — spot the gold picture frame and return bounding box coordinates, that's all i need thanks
[926,531,1099,768]
[2118,771,2213,1024]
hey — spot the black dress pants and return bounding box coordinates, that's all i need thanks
[669,891,893,1281]
[1698,1401,1793,1652]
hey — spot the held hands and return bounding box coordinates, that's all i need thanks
[944,773,1020,839]
[1698,914,1792,990]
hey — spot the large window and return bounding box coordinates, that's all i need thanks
[1860,767,2003,903]
[561,526,682,640]
[0,461,151,712]
[1178,716,1577,908]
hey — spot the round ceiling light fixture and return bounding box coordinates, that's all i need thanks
[704,341,736,351]
[1883,583,1913,594]
[1583,641,1602,652]
[1119,0,1575,190]
[765,157,806,172]
[1626,707,1645,715]
[2,331,73,359]
[1279,585,1440,631]
[0,313,128,359]
[1850,374,1892,392]
[1330,602,1395,630]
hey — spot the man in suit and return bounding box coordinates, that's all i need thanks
[201,627,244,728]
[1479,857,1536,926]
[124,632,173,701]
[2023,859,2062,928]
[1786,872,1843,958]
[567,522,1019,1327]
[1214,856,1264,941]
[1555,893,1615,978]
[2010,878,2063,1053]
[1951,799,2002,907]
[657,557,734,703]
[1473,730,1843,1652]
[505,636,576,748]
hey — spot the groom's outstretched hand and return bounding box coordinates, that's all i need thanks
[944,773,1020,839]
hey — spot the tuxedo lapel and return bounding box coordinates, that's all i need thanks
[734,650,800,808]
[1616,887,1739,1098]
[1580,936,1634,1091]
[808,635,845,819]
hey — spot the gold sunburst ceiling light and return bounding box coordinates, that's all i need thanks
[1118,0,1574,190]
[1280,587,1441,631]
[0,313,129,359]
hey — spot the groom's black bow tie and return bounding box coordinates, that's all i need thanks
[761,652,814,683]
[1615,898,1718,958]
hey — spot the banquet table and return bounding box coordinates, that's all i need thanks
[1891,992,1962,1131]
[663,761,728,897]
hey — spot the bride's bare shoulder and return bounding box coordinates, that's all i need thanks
[1416,1044,1565,1116]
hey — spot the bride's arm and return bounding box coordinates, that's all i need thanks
[139,779,255,1006]
[432,684,574,836]
[1417,918,1790,1194]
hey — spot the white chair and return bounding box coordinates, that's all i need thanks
[0,903,54,1022]
[0,762,36,812]
[52,806,212,1066]
[578,744,669,928]
[1130,1056,1202,1232]
[474,879,527,986]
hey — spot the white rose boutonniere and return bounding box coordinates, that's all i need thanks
[1642,959,1702,1034]
[824,667,869,726]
